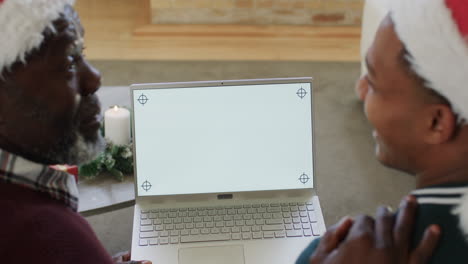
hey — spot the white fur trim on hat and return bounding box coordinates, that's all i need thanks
[390,0,468,123]
[0,0,75,73]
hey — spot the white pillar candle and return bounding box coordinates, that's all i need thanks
[104,106,131,146]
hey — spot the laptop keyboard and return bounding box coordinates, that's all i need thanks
[138,201,321,246]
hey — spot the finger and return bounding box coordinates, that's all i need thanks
[318,216,354,253]
[394,196,418,251]
[122,251,131,262]
[345,215,375,243]
[311,248,341,264]
[112,252,125,262]
[330,217,355,248]
[409,225,441,264]
[375,206,395,248]
[311,216,354,263]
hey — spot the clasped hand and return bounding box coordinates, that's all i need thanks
[310,196,441,264]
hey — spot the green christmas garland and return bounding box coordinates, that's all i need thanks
[79,106,134,181]
[79,140,134,181]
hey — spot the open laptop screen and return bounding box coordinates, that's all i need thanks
[132,82,313,197]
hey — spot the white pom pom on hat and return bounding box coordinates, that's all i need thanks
[391,0,468,236]
[0,0,75,73]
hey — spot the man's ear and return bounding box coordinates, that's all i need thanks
[423,104,457,144]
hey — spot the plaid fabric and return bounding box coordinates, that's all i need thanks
[0,149,79,211]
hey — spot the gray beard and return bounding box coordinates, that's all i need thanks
[10,93,106,166]
[41,130,106,166]
[64,132,106,165]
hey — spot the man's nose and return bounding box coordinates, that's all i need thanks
[79,60,102,96]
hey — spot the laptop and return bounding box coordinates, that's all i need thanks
[130,78,326,264]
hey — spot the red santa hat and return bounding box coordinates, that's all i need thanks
[0,0,75,73]
[391,0,468,123]
[391,0,468,236]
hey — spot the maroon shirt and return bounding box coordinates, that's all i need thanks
[0,181,114,263]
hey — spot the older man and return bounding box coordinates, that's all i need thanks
[0,1,149,263]
[297,0,468,263]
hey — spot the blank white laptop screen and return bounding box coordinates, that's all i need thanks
[133,83,313,197]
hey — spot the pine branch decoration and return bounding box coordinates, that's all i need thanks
[79,140,133,181]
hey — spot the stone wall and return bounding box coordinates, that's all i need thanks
[150,0,364,26]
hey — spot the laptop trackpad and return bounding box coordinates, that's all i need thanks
[179,245,245,264]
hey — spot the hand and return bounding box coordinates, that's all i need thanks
[310,216,354,261]
[112,251,152,264]
[310,196,441,264]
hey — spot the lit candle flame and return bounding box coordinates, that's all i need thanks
[113,105,119,112]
